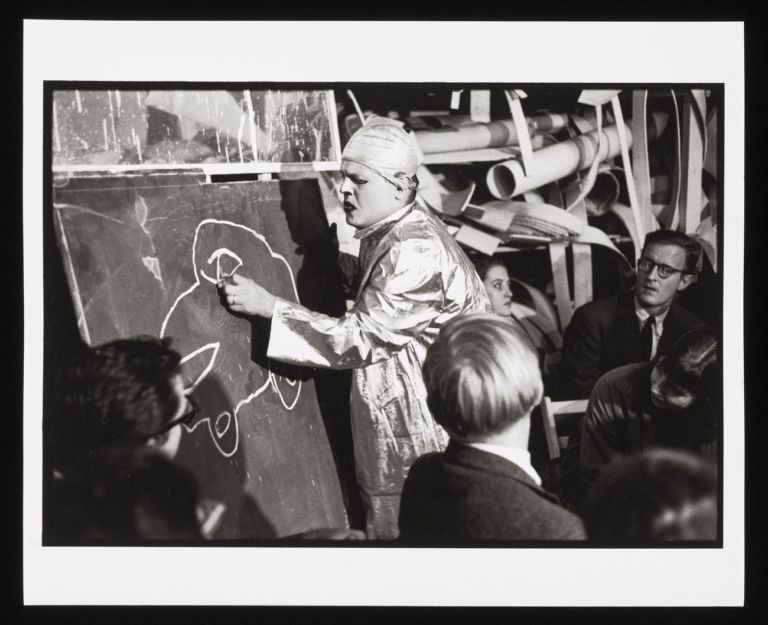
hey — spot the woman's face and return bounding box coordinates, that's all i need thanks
[483,264,513,316]
[649,361,696,410]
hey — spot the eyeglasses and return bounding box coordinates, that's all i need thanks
[150,394,199,438]
[637,258,687,280]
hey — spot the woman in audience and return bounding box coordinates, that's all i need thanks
[580,448,717,542]
[471,255,559,379]
[577,326,718,497]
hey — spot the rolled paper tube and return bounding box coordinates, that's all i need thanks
[414,115,573,154]
[527,113,570,134]
[486,123,633,200]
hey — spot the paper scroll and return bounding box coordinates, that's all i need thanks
[413,114,571,155]
[486,123,633,199]
[454,224,502,256]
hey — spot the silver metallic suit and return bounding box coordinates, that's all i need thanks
[268,202,491,538]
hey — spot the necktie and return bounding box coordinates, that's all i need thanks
[641,316,655,361]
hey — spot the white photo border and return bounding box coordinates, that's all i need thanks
[23,20,745,606]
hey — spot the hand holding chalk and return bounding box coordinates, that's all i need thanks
[219,272,277,319]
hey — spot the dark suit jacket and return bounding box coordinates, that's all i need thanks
[577,363,715,494]
[398,440,585,542]
[559,291,704,399]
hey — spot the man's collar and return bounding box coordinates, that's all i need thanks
[634,294,672,324]
[353,201,415,240]
[466,441,542,486]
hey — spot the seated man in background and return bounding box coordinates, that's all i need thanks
[398,313,585,541]
[559,230,705,399]
[580,448,717,542]
[577,326,718,499]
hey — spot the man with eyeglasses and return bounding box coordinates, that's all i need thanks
[218,116,491,539]
[559,230,706,400]
[52,336,196,479]
[48,336,209,541]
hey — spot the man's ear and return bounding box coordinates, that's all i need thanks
[392,172,411,200]
[677,273,697,291]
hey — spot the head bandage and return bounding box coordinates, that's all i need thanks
[342,117,420,190]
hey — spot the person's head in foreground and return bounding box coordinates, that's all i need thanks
[471,255,514,316]
[423,312,543,445]
[649,325,718,411]
[53,446,203,542]
[580,448,717,542]
[635,229,701,314]
[55,336,195,475]
[339,116,420,229]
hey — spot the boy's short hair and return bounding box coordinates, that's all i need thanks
[641,229,703,274]
[423,312,543,443]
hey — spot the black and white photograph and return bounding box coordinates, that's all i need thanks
[23,21,744,607]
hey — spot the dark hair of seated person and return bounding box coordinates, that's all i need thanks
[580,448,717,543]
[52,336,183,475]
[50,447,203,543]
[654,325,719,407]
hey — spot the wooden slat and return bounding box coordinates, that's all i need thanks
[679,90,706,234]
[549,241,573,331]
[611,95,644,260]
[631,90,653,217]
[539,396,561,460]
[550,399,589,415]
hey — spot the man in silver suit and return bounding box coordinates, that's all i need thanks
[219,117,491,538]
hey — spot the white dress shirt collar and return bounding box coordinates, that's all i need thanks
[634,298,670,360]
[467,442,542,486]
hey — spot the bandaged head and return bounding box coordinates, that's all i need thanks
[342,117,420,191]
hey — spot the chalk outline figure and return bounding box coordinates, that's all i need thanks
[160,218,302,457]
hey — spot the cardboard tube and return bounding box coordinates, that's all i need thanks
[414,114,570,154]
[486,123,633,199]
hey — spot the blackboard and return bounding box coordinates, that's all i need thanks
[52,175,349,537]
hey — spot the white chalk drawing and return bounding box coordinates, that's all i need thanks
[160,218,302,457]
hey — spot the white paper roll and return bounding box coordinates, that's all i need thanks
[414,114,571,154]
[486,123,633,199]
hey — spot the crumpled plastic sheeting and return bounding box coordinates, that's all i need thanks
[268,203,491,538]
